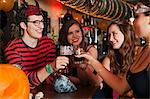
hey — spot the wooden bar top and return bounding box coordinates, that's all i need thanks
[31,84,97,99]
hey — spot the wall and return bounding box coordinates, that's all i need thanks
[38,0,67,36]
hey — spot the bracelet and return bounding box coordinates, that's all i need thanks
[13,64,22,69]
[46,64,53,74]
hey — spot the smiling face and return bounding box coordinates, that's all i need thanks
[67,24,83,46]
[108,24,125,49]
[25,15,44,39]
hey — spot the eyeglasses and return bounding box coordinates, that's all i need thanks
[27,20,44,26]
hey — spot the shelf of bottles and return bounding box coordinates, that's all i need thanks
[80,14,99,49]
[80,14,109,60]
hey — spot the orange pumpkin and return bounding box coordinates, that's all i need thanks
[0,0,14,12]
[0,64,30,99]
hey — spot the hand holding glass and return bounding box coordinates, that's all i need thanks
[58,45,74,75]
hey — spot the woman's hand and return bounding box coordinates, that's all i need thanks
[55,56,69,71]
[76,52,100,71]
[76,52,95,62]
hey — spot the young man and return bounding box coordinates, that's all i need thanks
[5,4,69,89]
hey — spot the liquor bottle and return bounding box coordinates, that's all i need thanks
[90,28,98,49]
[80,15,85,27]
[90,16,94,26]
[87,30,92,45]
[93,28,98,49]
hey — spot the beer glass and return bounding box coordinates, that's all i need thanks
[73,46,84,64]
[58,45,74,75]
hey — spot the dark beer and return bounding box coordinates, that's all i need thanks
[73,46,84,64]
[74,57,84,64]
[59,45,74,75]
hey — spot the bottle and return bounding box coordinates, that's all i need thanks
[87,30,92,44]
[93,28,98,49]
[90,16,94,27]
[90,28,98,49]
[81,15,85,27]
[84,14,88,26]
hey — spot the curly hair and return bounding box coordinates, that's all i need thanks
[107,20,136,74]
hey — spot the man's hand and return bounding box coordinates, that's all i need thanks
[55,56,69,71]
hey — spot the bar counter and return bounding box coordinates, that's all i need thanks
[31,84,97,99]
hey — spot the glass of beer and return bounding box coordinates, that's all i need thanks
[58,45,74,75]
[73,46,84,64]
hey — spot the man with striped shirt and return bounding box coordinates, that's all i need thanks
[4,3,68,89]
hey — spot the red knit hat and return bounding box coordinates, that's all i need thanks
[25,5,41,16]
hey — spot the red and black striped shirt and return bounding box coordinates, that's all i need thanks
[5,36,56,88]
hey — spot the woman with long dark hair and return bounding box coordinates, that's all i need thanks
[58,19,105,98]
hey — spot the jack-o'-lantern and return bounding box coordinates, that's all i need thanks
[0,64,30,99]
